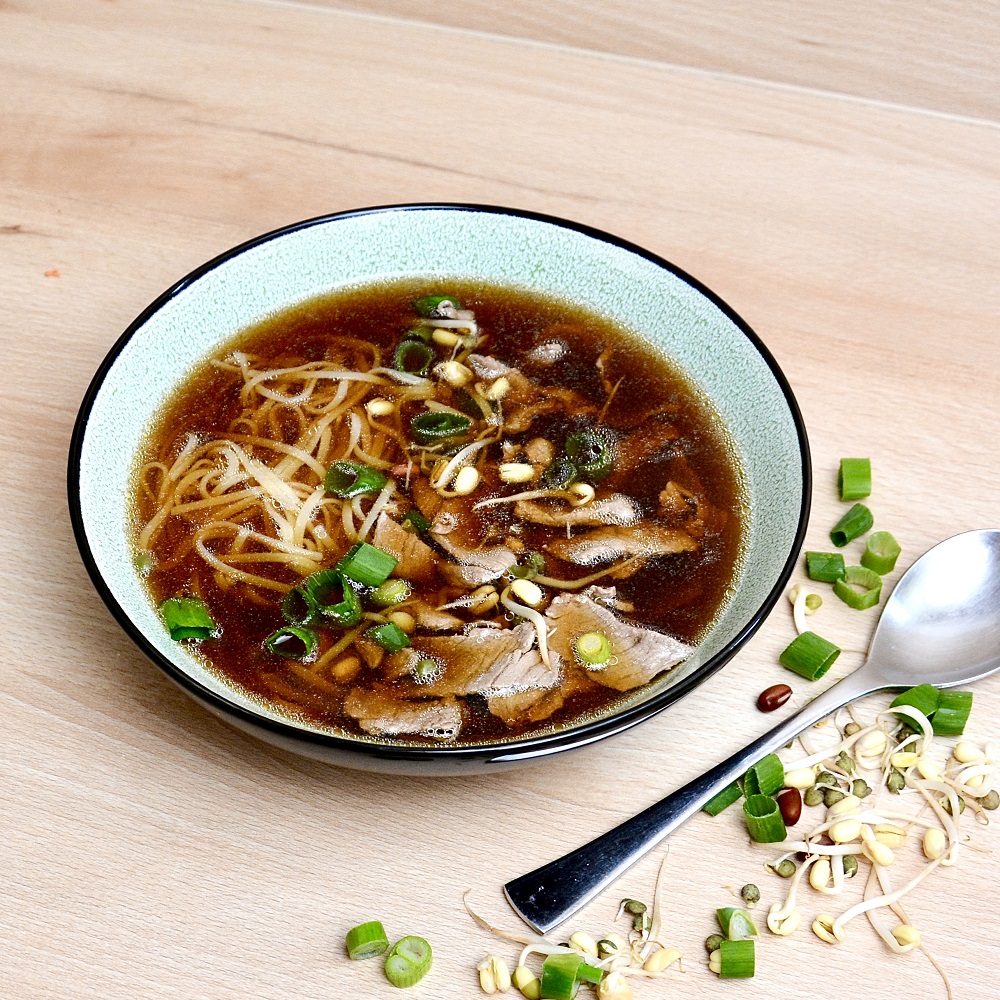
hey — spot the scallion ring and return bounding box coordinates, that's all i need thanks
[743,753,784,797]
[345,921,389,960]
[413,294,460,317]
[281,585,319,626]
[861,530,901,575]
[337,541,399,587]
[409,411,472,445]
[564,429,613,482]
[931,690,973,736]
[717,907,758,940]
[324,460,388,499]
[539,953,582,1000]
[805,551,846,583]
[370,579,411,608]
[160,597,217,640]
[574,631,611,666]
[703,781,743,817]
[830,502,874,547]
[393,339,435,377]
[838,457,871,501]
[890,683,940,719]
[264,625,318,659]
[833,564,882,610]
[779,630,841,680]
[715,938,755,978]
[384,935,432,988]
[304,569,362,627]
[366,621,411,653]
[541,456,577,490]
[742,794,787,843]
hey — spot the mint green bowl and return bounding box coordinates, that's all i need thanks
[69,204,810,775]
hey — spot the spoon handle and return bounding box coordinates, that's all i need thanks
[504,668,880,933]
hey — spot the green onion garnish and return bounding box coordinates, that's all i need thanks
[717,938,755,978]
[324,460,389,499]
[400,510,431,534]
[160,597,217,640]
[133,550,154,575]
[539,953,582,1000]
[779,630,841,680]
[338,541,399,587]
[703,781,743,817]
[743,794,787,843]
[345,920,390,960]
[931,690,973,736]
[830,503,874,547]
[384,935,432,989]
[409,411,472,444]
[833,564,883,610]
[541,456,577,490]
[861,530,901,575]
[304,568,362,627]
[743,753,784,797]
[366,622,411,652]
[838,458,872,501]
[564,430,613,482]
[717,907,758,940]
[371,579,411,608]
[413,294,460,316]
[574,631,611,666]
[510,550,545,580]
[264,625,318,659]
[890,683,940,719]
[281,585,319,626]
[805,551,846,583]
[412,659,439,682]
[393,339,435,377]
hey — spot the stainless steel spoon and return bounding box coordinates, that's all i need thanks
[505,528,1000,933]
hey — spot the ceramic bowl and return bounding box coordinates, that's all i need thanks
[68,204,810,775]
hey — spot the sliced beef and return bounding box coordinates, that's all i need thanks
[545,523,697,566]
[342,689,462,740]
[370,512,438,582]
[514,494,639,528]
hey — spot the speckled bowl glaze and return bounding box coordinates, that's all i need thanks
[68,204,810,775]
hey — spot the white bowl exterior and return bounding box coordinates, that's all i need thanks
[79,208,803,736]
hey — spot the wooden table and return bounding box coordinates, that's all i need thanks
[3,2,999,997]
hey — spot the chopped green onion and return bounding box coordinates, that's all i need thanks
[743,794,787,843]
[574,631,611,666]
[402,326,434,343]
[717,907,758,940]
[833,564,883,610]
[743,753,784,797]
[412,659,439,681]
[838,458,872,501]
[366,622,411,652]
[717,938,755,978]
[281,585,319,626]
[539,953,582,1000]
[413,294,460,316]
[338,542,399,587]
[932,690,973,736]
[805,551,846,583]
[384,935,432,988]
[541,456,577,490]
[409,411,472,444]
[160,597,217,640]
[371,579,411,608]
[510,550,545,580]
[133,550,154,575]
[576,962,604,986]
[264,626,318,659]
[324,461,389,498]
[703,781,743,816]
[830,503,874,547]
[345,921,389,960]
[890,683,940,719]
[304,569,362,627]
[779,630,841,680]
[393,339,435,377]
[861,530,901,575]
[564,430,613,482]
[400,510,431,534]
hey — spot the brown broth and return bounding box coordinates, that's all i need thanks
[134,279,746,744]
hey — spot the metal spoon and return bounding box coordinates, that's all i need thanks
[505,528,1000,933]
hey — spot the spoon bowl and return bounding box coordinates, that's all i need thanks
[504,528,1000,933]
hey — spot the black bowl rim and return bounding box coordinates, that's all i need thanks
[67,201,812,767]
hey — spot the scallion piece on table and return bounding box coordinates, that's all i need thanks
[805,551,846,583]
[861,530,901,575]
[281,585,319,626]
[717,938,755,978]
[931,690,973,736]
[409,411,472,444]
[574,631,611,666]
[743,753,785,797]
[413,294,460,316]
[703,781,743,816]
[717,907,758,940]
[541,456,578,490]
[539,953,582,1000]
[384,935,432,988]
[833,565,883,610]
[400,510,431,534]
[305,568,362,627]
[838,458,872,501]
[830,503,874,547]
[370,579,411,608]
[564,430,613,482]
[324,460,389,499]
[393,339,435,377]
[890,683,940,719]
[366,621,411,652]
[779,631,841,680]
[264,625,318,659]
[337,542,399,587]
[743,794,787,843]
[576,962,604,986]
[345,920,390,960]
[160,597,217,640]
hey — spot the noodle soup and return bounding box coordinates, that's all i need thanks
[133,280,745,744]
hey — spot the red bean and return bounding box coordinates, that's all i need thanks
[776,786,802,827]
[757,683,792,712]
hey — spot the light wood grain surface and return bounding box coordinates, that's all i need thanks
[2,2,999,998]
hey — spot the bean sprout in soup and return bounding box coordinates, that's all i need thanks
[132,280,746,744]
